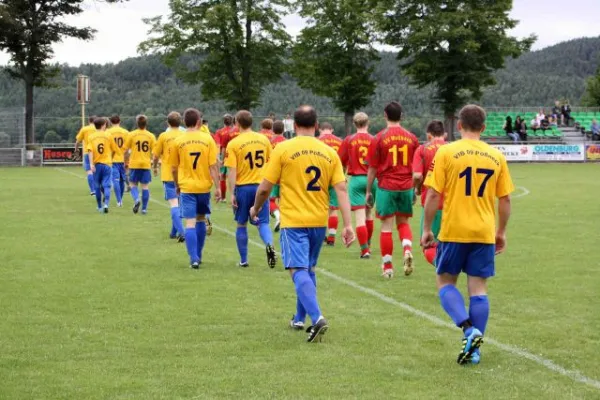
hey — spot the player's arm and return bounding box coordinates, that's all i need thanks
[365,138,379,199]
[207,139,221,199]
[74,129,84,151]
[332,156,355,247]
[251,147,281,219]
[338,138,349,168]
[495,157,515,254]
[169,146,180,191]
[412,146,424,195]
[152,136,163,175]
[86,143,95,173]
[421,150,446,247]
[224,143,238,204]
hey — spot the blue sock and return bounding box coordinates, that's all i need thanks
[206,212,211,218]
[236,226,248,264]
[184,228,199,264]
[113,178,122,203]
[469,296,490,335]
[130,186,139,203]
[87,174,94,192]
[196,222,207,262]
[170,224,177,238]
[258,223,273,246]
[103,186,111,207]
[170,207,184,236]
[141,189,150,211]
[439,285,469,328]
[292,270,322,324]
[94,185,102,209]
[295,270,316,323]
[119,180,125,199]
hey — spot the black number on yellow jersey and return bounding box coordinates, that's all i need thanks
[244,150,265,169]
[115,137,124,147]
[190,152,201,169]
[97,143,104,154]
[459,167,494,197]
[305,166,321,192]
[135,141,149,152]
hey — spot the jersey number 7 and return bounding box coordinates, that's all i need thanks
[190,152,201,169]
[459,167,494,197]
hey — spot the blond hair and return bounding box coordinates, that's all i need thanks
[353,112,369,128]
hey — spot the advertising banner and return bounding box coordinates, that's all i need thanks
[491,145,532,161]
[585,144,600,161]
[530,144,585,161]
[42,147,82,165]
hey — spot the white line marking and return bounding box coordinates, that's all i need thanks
[55,168,598,390]
[513,186,530,199]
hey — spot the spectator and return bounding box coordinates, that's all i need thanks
[283,113,294,139]
[540,114,550,131]
[592,119,600,141]
[504,116,519,142]
[551,101,562,124]
[548,114,558,127]
[561,101,572,126]
[535,109,545,126]
[530,117,540,133]
[515,116,527,142]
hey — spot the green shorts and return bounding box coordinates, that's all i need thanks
[420,209,443,240]
[375,187,414,219]
[220,166,228,175]
[348,175,378,210]
[270,184,280,198]
[328,187,339,209]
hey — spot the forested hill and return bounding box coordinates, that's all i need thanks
[0,36,598,141]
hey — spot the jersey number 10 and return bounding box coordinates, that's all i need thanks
[459,167,494,197]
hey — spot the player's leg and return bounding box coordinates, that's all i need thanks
[140,170,151,214]
[422,209,442,266]
[375,187,395,278]
[366,179,377,245]
[165,182,185,241]
[234,186,250,267]
[269,184,281,232]
[83,154,95,195]
[305,227,328,341]
[129,169,141,212]
[195,193,212,263]
[180,194,200,268]
[112,164,123,206]
[395,189,415,276]
[124,162,131,192]
[101,165,112,212]
[93,168,103,211]
[350,175,370,258]
[119,164,126,203]
[250,185,276,268]
[219,167,227,203]
[326,187,339,246]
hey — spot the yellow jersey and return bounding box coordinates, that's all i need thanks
[200,125,211,135]
[424,139,514,244]
[125,129,156,170]
[263,136,346,228]
[154,128,183,182]
[76,124,95,146]
[106,126,129,163]
[86,131,118,166]
[225,131,272,185]
[169,131,218,194]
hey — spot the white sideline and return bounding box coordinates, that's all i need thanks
[55,167,600,391]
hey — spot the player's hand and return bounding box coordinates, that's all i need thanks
[421,230,435,248]
[214,188,221,202]
[365,192,374,209]
[341,226,356,248]
[90,165,96,173]
[231,194,237,209]
[176,186,181,196]
[495,232,506,255]
[249,206,260,222]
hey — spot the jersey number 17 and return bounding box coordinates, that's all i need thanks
[459,167,494,197]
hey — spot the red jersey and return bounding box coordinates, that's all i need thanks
[413,139,446,208]
[338,132,373,175]
[366,126,419,191]
[260,129,274,141]
[215,126,232,149]
[270,134,286,148]
[220,127,240,150]
[319,133,343,153]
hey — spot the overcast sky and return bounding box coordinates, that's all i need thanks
[1,0,599,66]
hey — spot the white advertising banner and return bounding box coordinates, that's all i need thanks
[491,145,532,161]
[530,144,585,161]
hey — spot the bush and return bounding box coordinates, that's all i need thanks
[43,130,62,144]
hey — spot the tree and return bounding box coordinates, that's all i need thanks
[291,0,379,135]
[139,0,291,110]
[378,0,535,138]
[43,130,61,144]
[582,64,600,107]
[0,0,125,145]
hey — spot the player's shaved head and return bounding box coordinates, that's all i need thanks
[110,115,121,125]
[353,112,369,129]
[93,117,107,130]
[236,110,253,129]
[319,122,333,131]
[261,118,273,130]
[183,108,202,128]
[136,115,148,129]
[273,120,284,135]
[459,105,486,133]
[294,105,317,128]
[426,120,445,137]
[88,115,97,124]
[384,102,403,122]
[167,112,181,128]
[223,114,233,126]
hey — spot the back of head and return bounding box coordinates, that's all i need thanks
[94,117,107,130]
[183,108,202,129]
[273,120,284,135]
[223,114,233,126]
[261,118,273,130]
[384,102,402,122]
[458,105,486,133]
[89,115,97,124]
[353,112,369,129]
[235,110,253,130]
[294,105,317,129]
[110,115,121,125]
[426,120,444,137]
[136,115,148,130]
[167,111,181,128]
[319,122,333,132]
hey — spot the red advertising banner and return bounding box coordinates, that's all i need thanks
[42,147,82,165]
[586,144,600,161]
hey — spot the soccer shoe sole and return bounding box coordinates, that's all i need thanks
[381,266,394,279]
[457,336,484,365]
[307,324,328,343]
[403,251,414,276]
[289,317,305,331]
[266,246,277,269]
[132,201,141,214]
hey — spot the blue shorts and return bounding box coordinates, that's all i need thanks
[436,242,495,278]
[93,164,113,189]
[112,163,126,182]
[280,228,327,269]
[83,153,91,171]
[180,193,211,219]
[129,169,152,185]
[234,184,269,225]
[163,181,178,201]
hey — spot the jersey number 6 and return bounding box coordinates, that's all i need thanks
[97,143,104,154]
[305,166,321,192]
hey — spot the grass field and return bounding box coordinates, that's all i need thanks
[1,164,600,399]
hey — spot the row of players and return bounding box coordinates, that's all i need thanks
[78,102,514,366]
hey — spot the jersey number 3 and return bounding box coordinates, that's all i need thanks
[459,167,494,197]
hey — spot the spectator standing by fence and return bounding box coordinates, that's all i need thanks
[515,116,527,142]
[504,116,519,142]
[561,102,572,127]
[552,101,562,125]
[592,119,600,141]
[283,114,294,139]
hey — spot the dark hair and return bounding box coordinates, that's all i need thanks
[294,105,318,128]
[235,110,253,129]
[223,114,233,126]
[459,105,486,132]
[136,115,148,129]
[261,118,273,130]
[202,119,208,125]
[109,115,120,125]
[183,108,202,128]
[273,120,284,134]
[384,102,403,122]
[167,111,181,128]
[93,117,107,130]
[88,115,97,124]
[426,120,444,137]
[319,122,333,131]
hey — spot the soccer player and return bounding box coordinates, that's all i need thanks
[125,115,157,214]
[268,120,286,232]
[153,112,185,241]
[169,108,221,269]
[412,120,446,266]
[250,105,355,342]
[318,122,343,246]
[225,110,276,268]
[366,102,419,279]
[86,118,117,213]
[338,112,376,258]
[422,105,513,365]
[106,115,129,207]
[201,119,211,135]
[74,115,97,195]
[259,118,274,140]
[215,114,235,203]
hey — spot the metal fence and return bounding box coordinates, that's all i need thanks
[0,107,25,148]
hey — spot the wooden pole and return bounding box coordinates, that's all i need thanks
[81,103,85,127]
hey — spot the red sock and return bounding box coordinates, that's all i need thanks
[423,243,437,266]
[397,223,413,252]
[366,219,374,242]
[269,198,278,213]
[220,180,227,198]
[327,215,338,241]
[356,225,369,254]
[380,231,393,268]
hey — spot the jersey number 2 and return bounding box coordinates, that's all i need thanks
[305,166,321,192]
[459,167,494,197]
